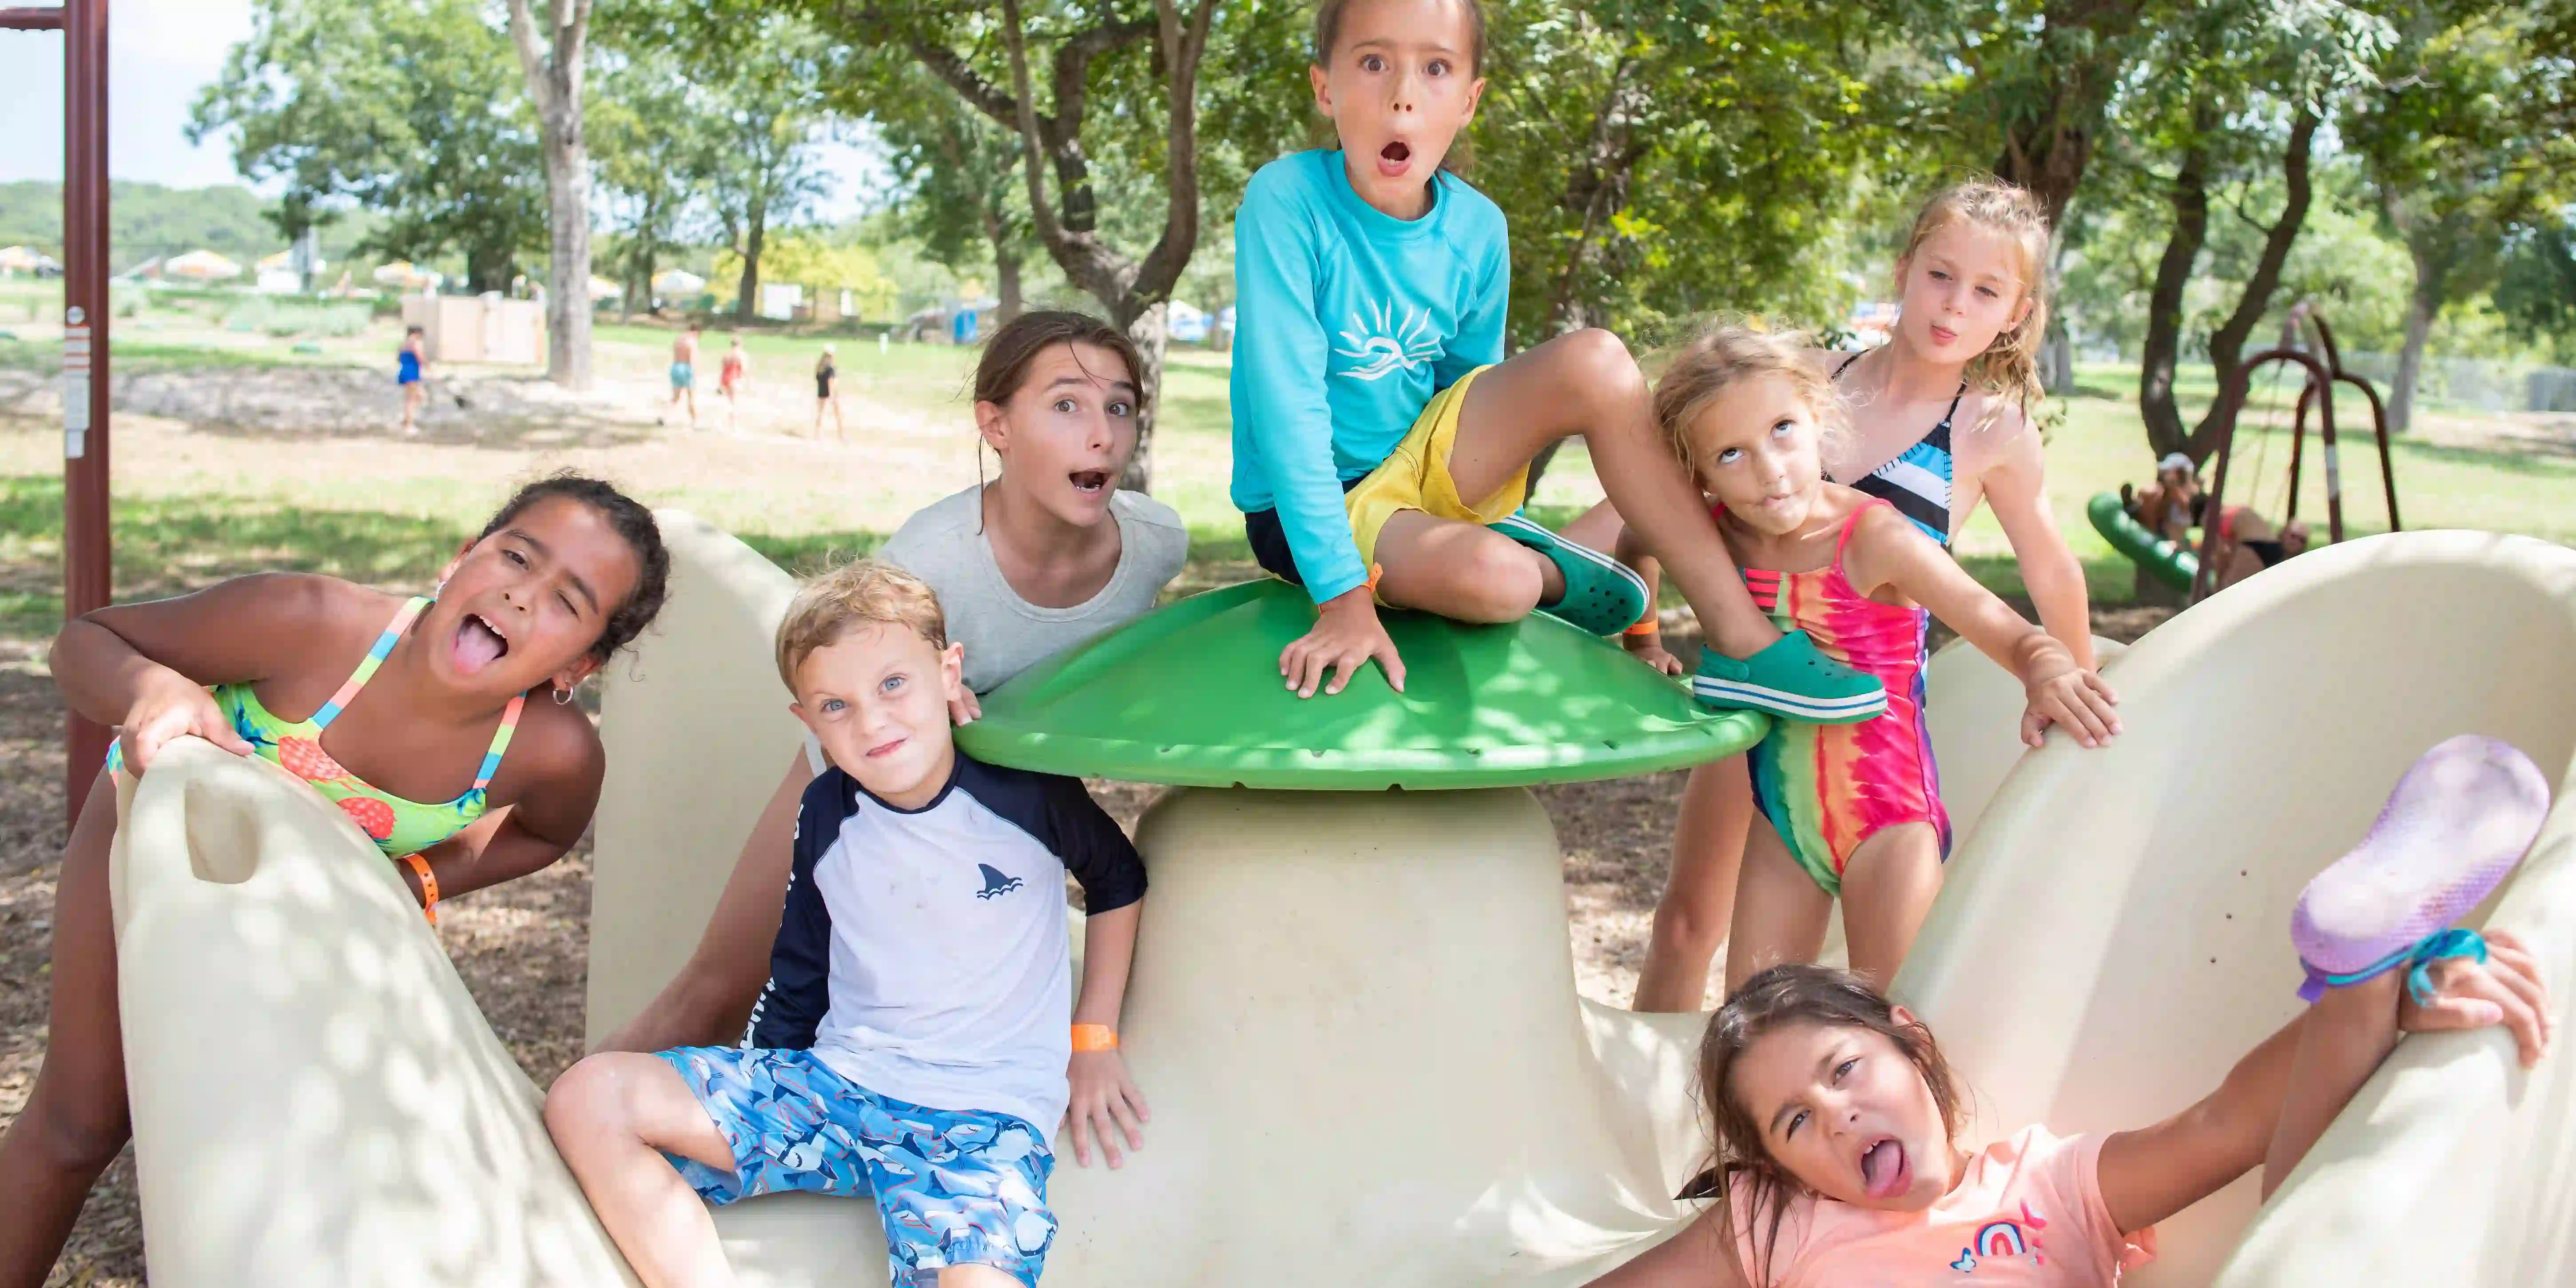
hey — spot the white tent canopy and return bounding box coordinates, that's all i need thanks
[163,249,242,281]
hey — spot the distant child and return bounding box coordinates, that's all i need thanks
[547,561,1149,1288]
[398,324,429,433]
[1228,0,1881,720]
[666,323,700,428]
[1588,735,2553,1288]
[2124,452,2308,590]
[717,334,749,434]
[1623,179,2101,1011]
[0,473,672,1284]
[1618,328,2117,991]
[815,343,845,440]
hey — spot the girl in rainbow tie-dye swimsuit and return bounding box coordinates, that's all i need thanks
[1622,327,2121,990]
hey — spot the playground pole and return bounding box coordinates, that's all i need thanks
[64,0,111,826]
[4,2,115,824]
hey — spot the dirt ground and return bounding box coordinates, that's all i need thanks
[0,354,2201,1287]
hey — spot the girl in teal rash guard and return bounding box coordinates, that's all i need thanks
[1227,0,1885,724]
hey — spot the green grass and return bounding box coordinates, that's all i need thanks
[0,328,2564,624]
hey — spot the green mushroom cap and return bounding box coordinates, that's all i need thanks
[957,579,1767,790]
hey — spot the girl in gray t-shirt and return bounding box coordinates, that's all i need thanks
[604,311,1186,1171]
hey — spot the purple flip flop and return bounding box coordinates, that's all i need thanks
[2292,735,2552,1002]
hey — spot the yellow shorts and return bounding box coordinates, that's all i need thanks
[1343,366,1527,596]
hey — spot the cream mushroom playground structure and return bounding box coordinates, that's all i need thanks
[108,515,2576,1288]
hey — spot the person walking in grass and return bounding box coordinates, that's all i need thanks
[717,335,750,435]
[397,325,429,435]
[815,344,846,441]
[664,324,700,429]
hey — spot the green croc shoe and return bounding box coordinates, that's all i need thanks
[1691,631,1887,724]
[1489,513,1651,636]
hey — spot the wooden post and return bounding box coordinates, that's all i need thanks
[63,0,112,823]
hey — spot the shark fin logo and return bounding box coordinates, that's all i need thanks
[974,863,1026,900]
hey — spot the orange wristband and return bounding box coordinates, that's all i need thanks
[1071,1023,1119,1053]
[1624,616,1661,636]
[398,852,439,926]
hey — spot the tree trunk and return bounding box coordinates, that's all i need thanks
[994,248,1024,324]
[735,212,767,324]
[507,0,593,390]
[2139,133,2211,459]
[2183,108,2319,458]
[540,135,593,387]
[2389,251,2445,435]
[1117,300,1168,493]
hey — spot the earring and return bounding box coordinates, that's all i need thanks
[553,686,575,706]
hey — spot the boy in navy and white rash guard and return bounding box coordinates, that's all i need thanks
[547,561,1148,1288]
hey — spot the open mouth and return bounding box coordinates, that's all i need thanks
[452,612,509,676]
[1069,469,1112,496]
[1377,140,1413,175]
[1860,1137,1909,1199]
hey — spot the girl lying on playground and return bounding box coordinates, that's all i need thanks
[1588,735,2554,1288]
[2124,452,2310,589]
[1610,327,2118,990]
[0,473,672,1286]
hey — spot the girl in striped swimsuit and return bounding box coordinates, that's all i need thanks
[1636,327,2117,991]
[1622,179,2103,1009]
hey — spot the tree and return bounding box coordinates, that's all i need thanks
[802,0,1311,490]
[189,0,548,294]
[1922,0,2159,228]
[2125,0,2386,459]
[504,0,595,389]
[608,0,846,326]
[871,63,1038,324]
[2349,0,2576,431]
[1474,0,1909,346]
[591,44,720,319]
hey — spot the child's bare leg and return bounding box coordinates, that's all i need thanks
[1372,510,1560,622]
[1634,757,1754,1012]
[1446,330,1779,657]
[938,1267,1021,1287]
[1723,824,1833,995]
[1838,823,1944,989]
[0,770,127,1288]
[546,1053,740,1288]
[2261,971,2404,1196]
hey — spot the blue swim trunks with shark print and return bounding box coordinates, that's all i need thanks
[658,1044,1058,1288]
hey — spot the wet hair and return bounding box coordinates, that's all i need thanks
[404,324,425,337]
[1896,178,2052,434]
[1314,0,1488,76]
[774,558,947,693]
[475,472,671,664]
[1693,965,1968,1288]
[1651,326,1848,481]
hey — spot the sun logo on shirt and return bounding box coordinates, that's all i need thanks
[1334,302,1443,382]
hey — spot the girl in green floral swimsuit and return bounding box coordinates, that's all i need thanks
[0,473,672,1288]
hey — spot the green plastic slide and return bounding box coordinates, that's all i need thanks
[958,578,1764,790]
[2088,491,2199,592]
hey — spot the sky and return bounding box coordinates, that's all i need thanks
[0,0,884,218]
[0,0,258,189]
